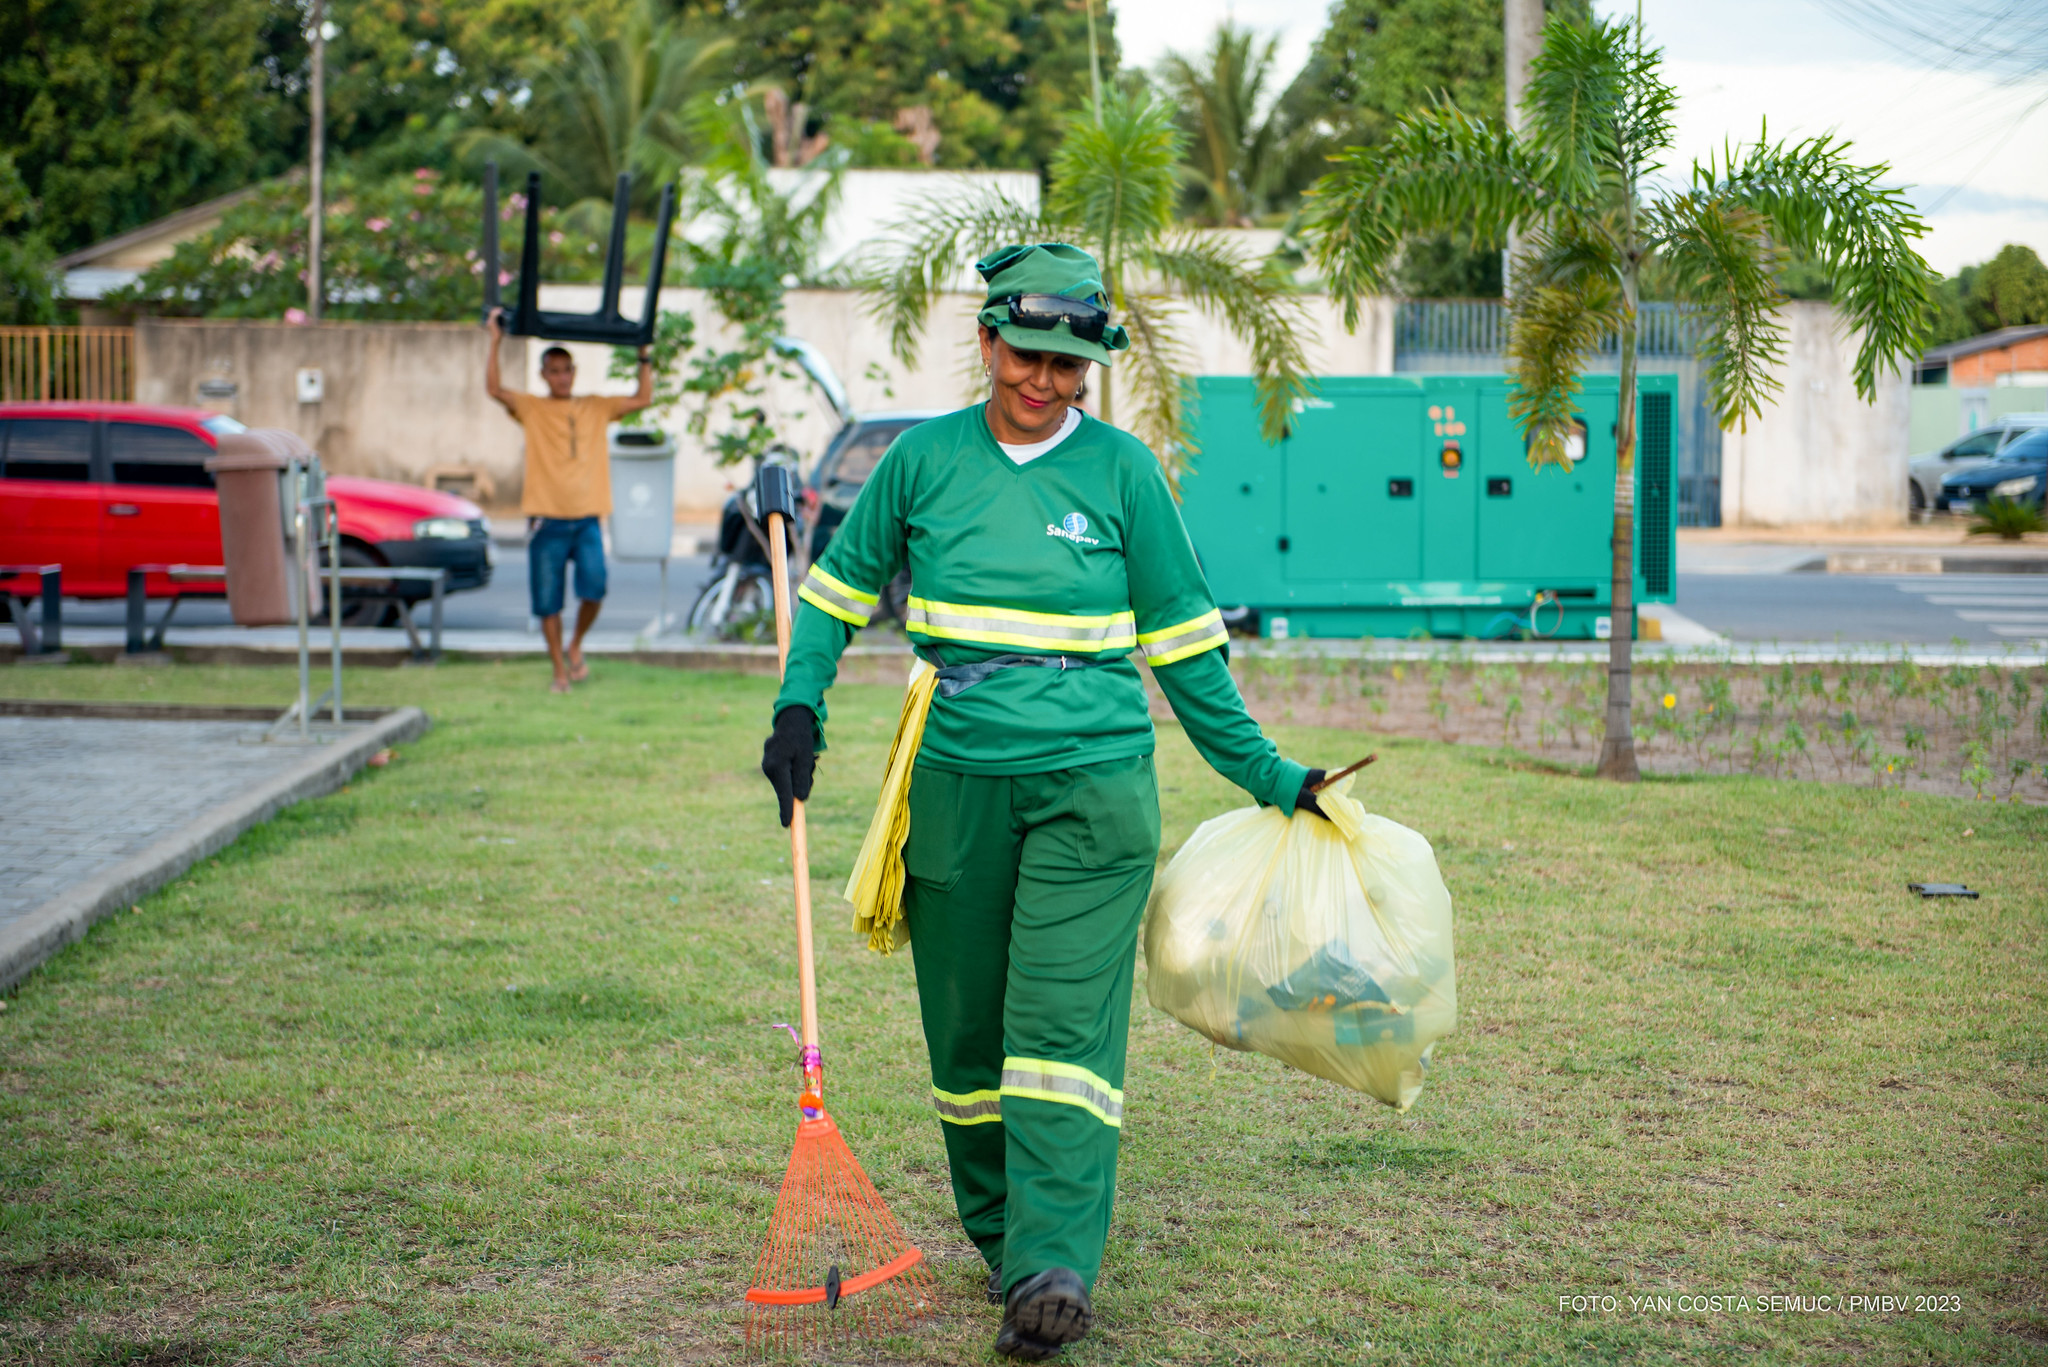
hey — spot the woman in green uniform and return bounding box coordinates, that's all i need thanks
[760,243,1326,1360]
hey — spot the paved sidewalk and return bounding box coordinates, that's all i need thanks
[0,717,306,926]
[0,703,427,991]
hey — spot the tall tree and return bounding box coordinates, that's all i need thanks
[0,0,649,255]
[686,0,1113,172]
[1925,245,2048,347]
[1,0,278,252]
[1271,0,1590,286]
[460,0,735,215]
[1307,15,1932,780]
[1158,22,1288,227]
[1968,245,2048,333]
[0,152,59,324]
[866,88,1310,484]
[1280,0,1511,155]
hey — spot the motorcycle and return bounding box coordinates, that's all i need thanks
[686,445,811,641]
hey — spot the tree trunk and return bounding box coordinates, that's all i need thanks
[1501,0,1544,294]
[1598,258,1641,781]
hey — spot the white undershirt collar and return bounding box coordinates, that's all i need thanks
[996,407,1082,465]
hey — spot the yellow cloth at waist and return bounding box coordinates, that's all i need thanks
[843,656,939,954]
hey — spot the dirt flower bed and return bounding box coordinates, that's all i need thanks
[1184,647,2048,804]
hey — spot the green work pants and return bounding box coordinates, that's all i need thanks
[901,754,1161,1296]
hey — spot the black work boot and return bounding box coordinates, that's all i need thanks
[986,1265,1004,1306]
[994,1267,1093,1360]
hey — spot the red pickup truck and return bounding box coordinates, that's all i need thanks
[0,402,492,613]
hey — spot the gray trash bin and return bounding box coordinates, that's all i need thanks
[609,427,678,561]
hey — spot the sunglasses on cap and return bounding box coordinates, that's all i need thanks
[1002,293,1110,344]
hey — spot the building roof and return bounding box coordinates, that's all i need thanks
[52,179,285,271]
[1919,324,2048,365]
[53,178,295,300]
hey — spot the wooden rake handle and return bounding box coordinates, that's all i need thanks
[764,510,821,1061]
[1310,753,1378,793]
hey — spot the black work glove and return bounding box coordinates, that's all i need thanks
[761,705,817,828]
[1295,768,1329,821]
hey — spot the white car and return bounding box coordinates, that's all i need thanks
[1910,414,2048,518]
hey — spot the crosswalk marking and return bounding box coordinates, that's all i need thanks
[1892,577,2048,643]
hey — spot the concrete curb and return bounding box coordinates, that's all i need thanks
[0,705,430,994]
[1798,552,2048,575]
[0,700,408,723]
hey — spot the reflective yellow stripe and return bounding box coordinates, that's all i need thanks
[1137,609,1228,666]
[905,597,1137,654]
[809,565,878,606]
[798,584,867,626]
[799,566,877,626]
[999,1057,1124,1128]
[931,1086,1003,1126]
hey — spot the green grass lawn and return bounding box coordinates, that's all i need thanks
[2,660,2044,1366]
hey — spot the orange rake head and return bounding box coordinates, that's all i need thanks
[745,1108,934,1356]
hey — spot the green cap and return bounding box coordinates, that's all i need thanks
[975,242,1130,367]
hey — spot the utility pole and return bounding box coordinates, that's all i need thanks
[1084,0,1103,125]
[308,0,325,322]
[1502,0,1544,296]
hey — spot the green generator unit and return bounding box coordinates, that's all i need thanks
[1180,373,1678,640]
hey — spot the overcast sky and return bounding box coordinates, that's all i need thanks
[1110,0,2048,274]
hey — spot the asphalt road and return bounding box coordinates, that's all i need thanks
[1675,572,2048,647]
[45,557,2048,648]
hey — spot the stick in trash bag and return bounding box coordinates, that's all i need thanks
[743,462,932,1355]
[1310,754,1378,793]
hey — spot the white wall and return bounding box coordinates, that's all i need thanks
[1719,301,1913,528]
[134,318,530,504]
[536,282,1397,517]
[758,168,1042,281]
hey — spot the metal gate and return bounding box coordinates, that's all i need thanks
[0,327,136,402]
[1392,300,1722,527]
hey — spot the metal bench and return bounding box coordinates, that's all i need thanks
[121,564,444,662]
[124,565,224,654]
[318,566,447,663]
[1,564,62,656]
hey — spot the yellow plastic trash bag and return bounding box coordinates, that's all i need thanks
[1142,776,1456,1111]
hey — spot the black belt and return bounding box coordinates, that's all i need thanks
[928,651,1112,699]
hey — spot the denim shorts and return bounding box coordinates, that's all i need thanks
[528,516,607,618]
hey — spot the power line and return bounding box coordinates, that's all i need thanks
[1808,0,2048,83]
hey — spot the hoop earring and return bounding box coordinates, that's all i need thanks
[1075,381,1087,402]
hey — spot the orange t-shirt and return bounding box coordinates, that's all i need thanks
[504,391,638,518]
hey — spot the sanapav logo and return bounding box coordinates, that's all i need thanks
[1047,511,1100,545]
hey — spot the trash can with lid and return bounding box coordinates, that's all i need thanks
[608,426,678,561]
[206,428,319,626]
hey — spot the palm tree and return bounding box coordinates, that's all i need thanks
[1159,22,1287,227]
[864,87,1310,482]
[463,0,734,216]
[1305,15,1933,781]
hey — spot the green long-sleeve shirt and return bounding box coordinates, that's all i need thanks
[773,404,1307,810]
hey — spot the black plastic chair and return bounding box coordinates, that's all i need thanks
[482,163,676,346]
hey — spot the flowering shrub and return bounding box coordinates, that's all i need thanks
[106,169,609,320]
